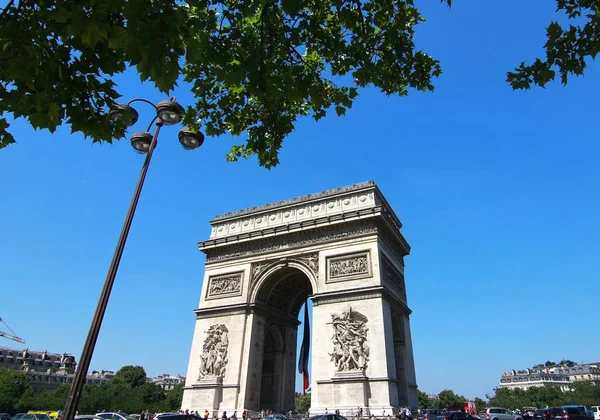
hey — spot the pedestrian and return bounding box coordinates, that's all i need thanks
[232,412,237,420]
[141,411,146,420]
[242,412,247,420]
[204,410,210,420]
[406,409,412,420]
[222,412,228,420]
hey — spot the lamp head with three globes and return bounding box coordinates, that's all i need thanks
[109,99,203,153]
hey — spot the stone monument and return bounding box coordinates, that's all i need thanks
[182,181,417,415]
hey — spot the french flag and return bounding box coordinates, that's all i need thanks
[298,300,310,394]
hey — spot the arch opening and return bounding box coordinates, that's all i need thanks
[252,267,313,413]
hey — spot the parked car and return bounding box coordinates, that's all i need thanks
[97,413,135,420]
[309,415,347,420]
[75,416,104,420]
[548,408,588,420]
[12,414,27,420]
[1,413,11,420]
[485,408,523,420]
[150,414,203,420]
[22,415,51,420]
[534,409,551,420]
[438,412,479,420]
[420,410,444,420]
[590,407,600,420]
[522,408,538,420]
[562,406,594,420]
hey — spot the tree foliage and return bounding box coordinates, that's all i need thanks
[418,390,433,410]
[436,389,466,409]
[507,0,600,89]
[0,365,184,415]
[294,392,311,413]
[487,383,600,410]
[113,365,148,389]
[0,368,33,413]
[1,0,596,165]
[165,383,185,412]
[473,397,487,411]
[0,0,450,167]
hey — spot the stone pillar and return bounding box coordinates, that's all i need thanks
[310,296,399,417]
[402,314,418,410]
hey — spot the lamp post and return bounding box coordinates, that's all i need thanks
[62,98,204,420]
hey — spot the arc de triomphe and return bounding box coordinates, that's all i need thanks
[182,181,417,415]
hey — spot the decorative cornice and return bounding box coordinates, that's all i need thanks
[195,303,301,327]
[204,220,379,263]
[204,182,405,249]
[195,304,249,319]
[212,181,376,222]
[311,285,385,306]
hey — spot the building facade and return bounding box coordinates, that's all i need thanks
[498,363,600,391]
[0,346,113,393]
[151,374,186,391]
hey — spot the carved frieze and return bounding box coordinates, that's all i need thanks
[326,251,371,282]
[380,255,406,300]
[329,307,369,372]
[206,272,244,299]
[205,221,377,263]
[198,324,229,379]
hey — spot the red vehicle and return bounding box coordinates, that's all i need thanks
[446,402,478,416]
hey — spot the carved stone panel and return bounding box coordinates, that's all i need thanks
[249,252,319,291]
[380,255,406,300]
[329,307,369,372]
[326,250,371,282]
[206,272,244,300]
[198,324,229,379]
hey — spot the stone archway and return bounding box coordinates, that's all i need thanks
[182,182,418,416]
[252,267,314,413]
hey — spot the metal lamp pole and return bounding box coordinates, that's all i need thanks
[62,99,205,420]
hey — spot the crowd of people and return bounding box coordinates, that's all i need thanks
[142,407,415,420]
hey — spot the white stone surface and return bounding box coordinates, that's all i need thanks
[182,182,417,414]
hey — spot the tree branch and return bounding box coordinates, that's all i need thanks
[0,0,16,17]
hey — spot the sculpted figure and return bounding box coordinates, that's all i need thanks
[328,307,369,372]
[198,324,229,379]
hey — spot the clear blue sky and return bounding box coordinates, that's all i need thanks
[1,1,599,401]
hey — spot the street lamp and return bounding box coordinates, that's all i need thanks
[62,98,203,420]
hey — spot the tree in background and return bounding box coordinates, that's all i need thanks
[486,384,600,410]
[295,392,311,414]
[0,368,33,413]
[113,366,148,389]
[473,397,487,411]
[1,1,597,166]
[1,365,184,415]
[436,389,466,409]
[165,383,185,412]
[418,390,433,410]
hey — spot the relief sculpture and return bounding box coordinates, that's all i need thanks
[198,324,229,379]
[329,253,369,279]
[208,274,242,297]
[329,307,369,371]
